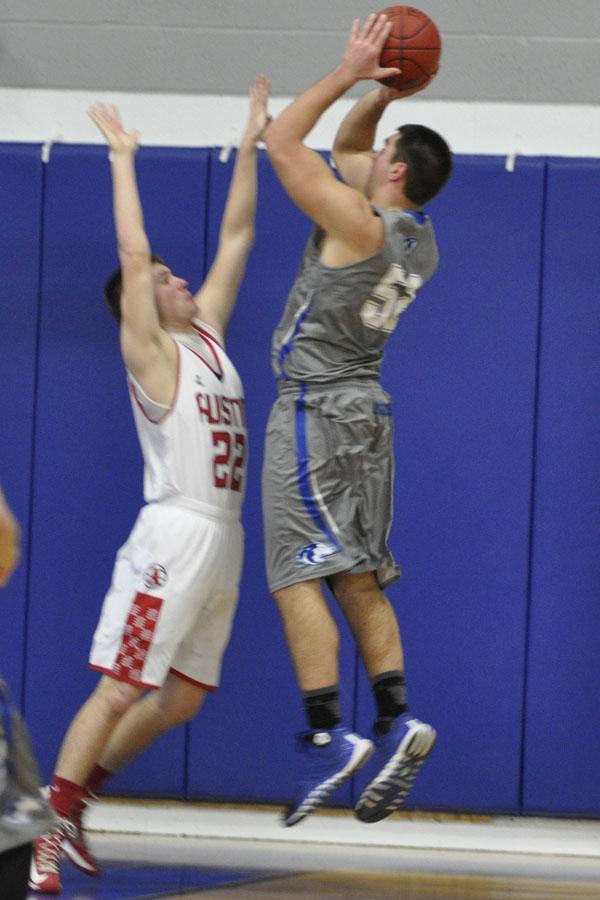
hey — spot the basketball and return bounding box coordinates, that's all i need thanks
[378,6,441,94]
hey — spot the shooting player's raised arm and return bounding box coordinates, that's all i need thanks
[332,86,402,194]
[264,15,399,253]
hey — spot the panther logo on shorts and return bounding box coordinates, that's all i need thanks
[143,564,168,589]
[296,542,339,566]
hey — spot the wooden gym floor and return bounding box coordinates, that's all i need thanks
[43,802,600,900]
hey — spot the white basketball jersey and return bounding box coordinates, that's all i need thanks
[128,320,247,515]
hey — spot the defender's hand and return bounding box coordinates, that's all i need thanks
[244,74,272,144]
[89,103,140,155]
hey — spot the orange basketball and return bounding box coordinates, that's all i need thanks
[378,6,441,94]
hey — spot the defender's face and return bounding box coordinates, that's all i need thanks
[152,263,194,323]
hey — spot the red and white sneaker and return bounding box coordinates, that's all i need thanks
[29,825,63,894]
[61,802,101,876]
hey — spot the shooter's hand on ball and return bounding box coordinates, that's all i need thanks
[338,14,400,83]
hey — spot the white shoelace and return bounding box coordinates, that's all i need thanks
[36,830,62,873]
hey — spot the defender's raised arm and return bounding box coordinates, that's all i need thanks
[195,75,271,337]
[89,104,178,404]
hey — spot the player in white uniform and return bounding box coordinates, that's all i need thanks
[30,78,270,895]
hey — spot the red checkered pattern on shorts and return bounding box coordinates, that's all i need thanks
[114,592,162,683]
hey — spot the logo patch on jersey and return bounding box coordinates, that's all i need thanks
[143,564,168,589]
[296,541,339,566]
[403,236,418,254]
[373,401,393,416]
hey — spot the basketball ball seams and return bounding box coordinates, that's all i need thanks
[389,31,440,45]
[400,19,429,39]
[377,5,441,93]
[382,45,441,51]
[383,27,440,50]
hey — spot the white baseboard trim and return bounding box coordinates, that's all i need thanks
[86,801,600,859]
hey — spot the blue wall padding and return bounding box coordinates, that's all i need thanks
[0,145,44,704]
[352,157,547,813]
[522,159,600,815]
[1,141,598,815]
[25,146,210,795]
[186,151,360,804]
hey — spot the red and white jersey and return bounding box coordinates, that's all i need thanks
[128,320,247,516]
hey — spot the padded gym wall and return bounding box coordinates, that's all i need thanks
[353,157,547,814]
[523,158,600,816]
[4,142,598,815]
[24,145,211,795]
[0,144,44,705]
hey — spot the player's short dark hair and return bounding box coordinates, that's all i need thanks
[103,253,166,322]
[392,125,452,206]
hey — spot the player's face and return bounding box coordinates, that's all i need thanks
[152,263,195,323]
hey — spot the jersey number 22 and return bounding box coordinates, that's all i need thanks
[212,431,245,491]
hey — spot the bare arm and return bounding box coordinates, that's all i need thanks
[195,76,271,337]
[332,86,399,193]
[88,104,175,400]
[0,484,20,587]
[264,15,399,251]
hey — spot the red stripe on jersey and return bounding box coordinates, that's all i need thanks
[129,380,166,424]
[128,345,181,424]
[169,667,218,692]
[112,592,163,685]
[182,337,223,381]
[192,322,224,374]
[192,321,224,350]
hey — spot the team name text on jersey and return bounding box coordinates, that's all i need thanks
[195,393,246,428]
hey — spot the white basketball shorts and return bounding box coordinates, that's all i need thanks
[89,498,243,690]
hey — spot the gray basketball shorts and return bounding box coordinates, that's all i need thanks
[262,381,401,593]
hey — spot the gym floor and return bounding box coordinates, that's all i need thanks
[28,802,600,899]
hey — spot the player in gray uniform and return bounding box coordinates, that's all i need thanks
[266,209,439,590]
[263,13,452,825]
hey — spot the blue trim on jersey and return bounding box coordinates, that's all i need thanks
[403,209,427,225]
[295,384,341,549]
[277,299,313,380]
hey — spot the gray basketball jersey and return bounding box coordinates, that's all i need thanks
[271,207,439,385]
